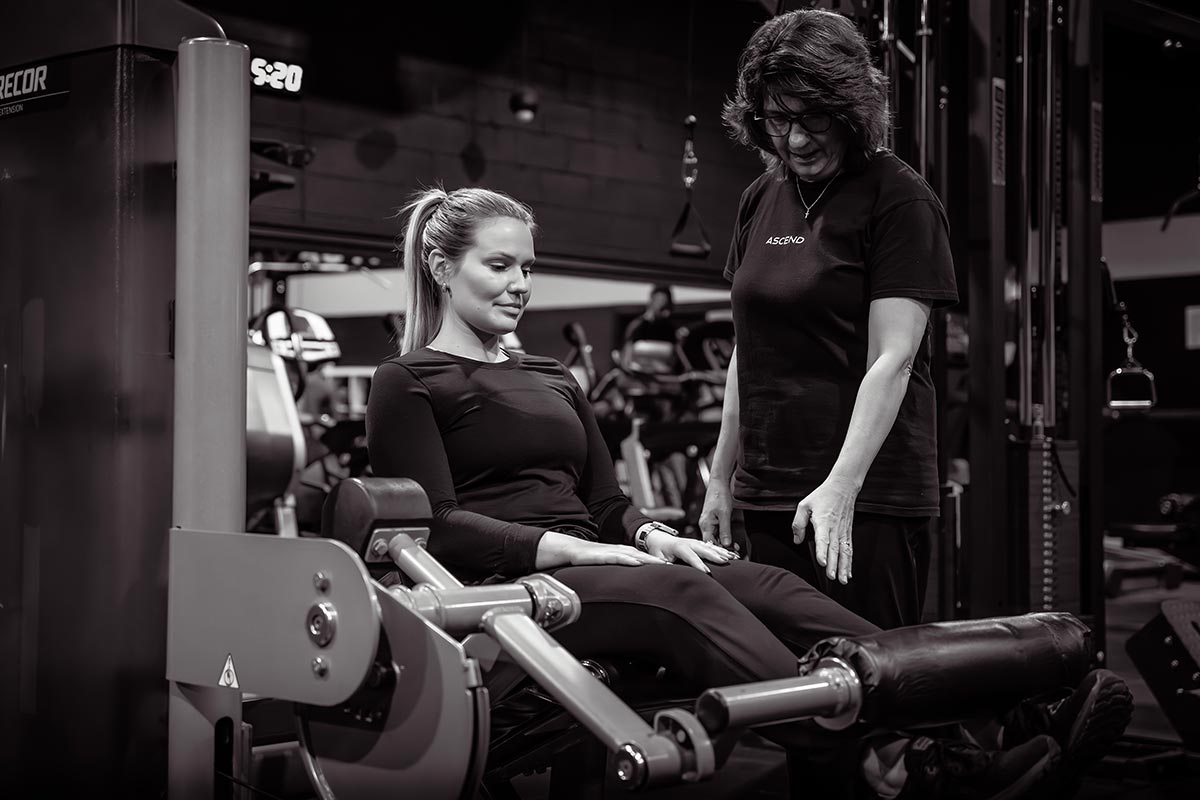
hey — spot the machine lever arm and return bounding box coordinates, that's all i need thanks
[381,530,716,788]
[695,657,862,733]
[385,530,464,590]
[482,608,715,789]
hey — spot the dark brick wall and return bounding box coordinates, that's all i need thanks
[206,1,772,285]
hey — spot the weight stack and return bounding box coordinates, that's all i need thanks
[1126,599,1200,750]
[1010,439,1081,612]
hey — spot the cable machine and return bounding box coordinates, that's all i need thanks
[953,0,1107,638]
[853,0,1107,627]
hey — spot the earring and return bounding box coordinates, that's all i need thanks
[441,284,452,297]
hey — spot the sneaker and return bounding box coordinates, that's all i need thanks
[898,733,1061,799]
[1003,669,1133,776]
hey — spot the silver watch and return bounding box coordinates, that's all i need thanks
[635,521,677,552]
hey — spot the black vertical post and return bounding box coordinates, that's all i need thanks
[1065,0,1107,654]
[963,0,1015,618]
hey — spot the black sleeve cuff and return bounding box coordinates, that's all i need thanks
[502,524,550,577]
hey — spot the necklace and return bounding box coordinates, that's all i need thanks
[795,171,841,219]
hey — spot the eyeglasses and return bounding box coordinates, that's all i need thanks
[752,110,837,137]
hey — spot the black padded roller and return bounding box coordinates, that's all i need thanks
[800,612,1093,729]
[321,477,432,557]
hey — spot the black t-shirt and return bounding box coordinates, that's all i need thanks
[365,348,653,584]
[725,152,958,516]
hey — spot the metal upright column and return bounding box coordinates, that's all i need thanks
[1064,0,1106,649]
[1039,0,1059,430]
[879,0,898,152]
[915,0,933,177]
[167,36,251,800]
[1017,0,1036,429]
[963,0,1013,618]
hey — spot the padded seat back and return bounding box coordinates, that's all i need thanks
[322,476,433,559]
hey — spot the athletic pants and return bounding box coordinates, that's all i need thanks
[743,509,933,630]
[543,559,880,752]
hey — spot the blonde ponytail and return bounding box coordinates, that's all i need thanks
[398,189,448,354]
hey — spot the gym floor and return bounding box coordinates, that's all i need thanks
[505,577,1200,800]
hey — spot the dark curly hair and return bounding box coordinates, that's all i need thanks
[722,9,890,180]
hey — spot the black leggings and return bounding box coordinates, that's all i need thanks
[744,509,932,630]
[544,559,880,750]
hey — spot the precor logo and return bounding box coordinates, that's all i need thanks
[0,65,47,100]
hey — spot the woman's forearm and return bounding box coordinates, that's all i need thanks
[534,531,578,569]
[827,353,912,489]
[708,347,740,483]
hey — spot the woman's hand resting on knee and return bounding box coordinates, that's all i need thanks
[643,529,740,574]
[532,530,739,572]
[535,531,667,569]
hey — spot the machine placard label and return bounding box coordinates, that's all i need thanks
[218,653,240,689]
[1090,101,1103,203]
[0,61,69,122]
[990,77,1006,187]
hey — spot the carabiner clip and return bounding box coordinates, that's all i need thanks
[681,114,699,189]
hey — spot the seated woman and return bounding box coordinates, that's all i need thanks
[365,186,1126,799]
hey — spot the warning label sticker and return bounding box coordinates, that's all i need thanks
[218,653,240,689]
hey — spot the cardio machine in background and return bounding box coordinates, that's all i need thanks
[245,259,383,535]
[569,312,733,539]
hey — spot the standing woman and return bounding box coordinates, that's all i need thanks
[699,8,959,630]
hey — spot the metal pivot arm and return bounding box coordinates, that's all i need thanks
[380,532,584,631]
[695,657,863,734]
[481,607,715,789]
[341,530,713,790]
[378,528,465,590]
[325,483,716,791]
[381,553,713,787]
[391,582,539,636]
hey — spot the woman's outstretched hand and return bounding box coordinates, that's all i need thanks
[698,478,735,548]
[792,476,858,585]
